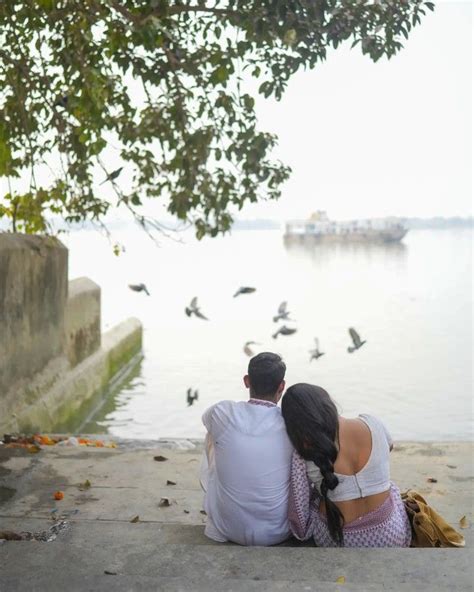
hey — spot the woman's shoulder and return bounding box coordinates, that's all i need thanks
[357,413,393,448]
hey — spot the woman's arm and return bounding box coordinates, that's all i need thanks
[288,450,318,541]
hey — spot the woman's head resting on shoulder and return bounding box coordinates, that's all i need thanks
[281,383,344,545]
[281,383,339,463]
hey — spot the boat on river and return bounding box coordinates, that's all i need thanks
[284,211,408,243]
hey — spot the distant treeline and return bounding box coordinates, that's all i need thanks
[402,217,474,229]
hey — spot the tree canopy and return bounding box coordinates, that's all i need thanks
[0,0,434,238]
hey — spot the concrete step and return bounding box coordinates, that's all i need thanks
[1,539,472,588]
[0,575,468,592]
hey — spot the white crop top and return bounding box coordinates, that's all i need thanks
[305,414,393,502]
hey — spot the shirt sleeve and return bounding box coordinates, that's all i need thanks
[288,450,318,541]
[202,401,232,440]
[363,414,393,450]
[377,416,394,449]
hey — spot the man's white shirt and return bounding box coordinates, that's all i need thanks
[200,398,293,546]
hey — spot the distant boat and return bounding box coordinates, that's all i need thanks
[284,211,408,243]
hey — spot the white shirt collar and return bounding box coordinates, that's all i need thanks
[247,398,277,408]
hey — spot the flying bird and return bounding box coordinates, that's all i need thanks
[185,297,209,320]
[234,286,256,298]
[273,301,292,323]
[272,325,297,339]
[309,338,325,361]
[187,388,199,406]
[243,341,260,357]
[347,327,367,353]
[54,95,69,109]
[128,283,150,296]
[100,167,123,185]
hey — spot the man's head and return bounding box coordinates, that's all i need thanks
[244,352,286,403]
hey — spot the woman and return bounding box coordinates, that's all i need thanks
[281,383,411,547]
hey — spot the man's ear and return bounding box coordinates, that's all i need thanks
[275,380,285,403]
[243,375,250,389]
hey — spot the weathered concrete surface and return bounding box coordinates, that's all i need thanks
[5,319,143,434]
[65,277,101,367]
[0,440,472,591]
[0,234,68,428]
[0,234,143,434]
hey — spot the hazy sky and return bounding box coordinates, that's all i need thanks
[244,0,472,222]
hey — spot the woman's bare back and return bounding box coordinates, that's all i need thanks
[320,417,390,523]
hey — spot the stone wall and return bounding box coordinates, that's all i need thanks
[0,233,142,433]
[65,277,101,368]
[0,234,68,413]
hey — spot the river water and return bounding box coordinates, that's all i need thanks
[63,225,473,441]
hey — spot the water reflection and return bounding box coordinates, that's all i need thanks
[284,237,408,268]
[78,357,144,434]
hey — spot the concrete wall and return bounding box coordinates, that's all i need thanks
[65,277,101,367]
[0,234,68,399]
[0,233,142,434]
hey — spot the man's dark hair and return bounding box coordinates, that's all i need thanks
[248,352,286,399]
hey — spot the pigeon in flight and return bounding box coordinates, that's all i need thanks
[234,286,256,298]
[272,325,297,339]
[347,327,366,353]
[100,167,123,185]
[128,283,150,296]
[187,388,199,406]
[54,95,69,109]
[309,338,325,361]
[185,297,209,320]
[243,341,260,357]
[273,301,292,323]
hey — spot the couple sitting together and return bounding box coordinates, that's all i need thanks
[200,352,411,547]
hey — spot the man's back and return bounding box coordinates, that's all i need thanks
[201,399,293,546]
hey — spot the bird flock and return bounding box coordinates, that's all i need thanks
[128,284,367,405]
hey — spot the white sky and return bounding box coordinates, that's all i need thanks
[245,0,473,221]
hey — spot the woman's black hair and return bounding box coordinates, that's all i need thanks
[281,383,345,546]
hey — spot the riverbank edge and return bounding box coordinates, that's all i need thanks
[3,318,142,434]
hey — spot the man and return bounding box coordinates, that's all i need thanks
[200,352,293,545]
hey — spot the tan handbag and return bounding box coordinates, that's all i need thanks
[402,490,465,548]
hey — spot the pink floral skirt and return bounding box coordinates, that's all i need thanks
[313,484,412,548]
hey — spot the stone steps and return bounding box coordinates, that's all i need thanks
[0,575,468,592]
[1,535,472,590]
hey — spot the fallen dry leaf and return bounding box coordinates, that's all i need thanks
[154,455,168,462]
[459,516,469,529]
[183,510,190,514]
[0,531,23,541]
[130,515,140,523]
[27,444,41,453]
[336,576,345,584]
[200,510,207,515]
[78,479,91,490]
[53,491,64,501]
[447,464,457,469]
[158,497,170,507]
[166,480,177,486]
[104,570,117,575]
[427,477,438,483]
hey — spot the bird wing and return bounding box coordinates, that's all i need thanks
[278,301,287,314]
[233,288,242,297]
[195,310,208,320]
[349,327,361,347]
[190,297,198,309]
[314,337,320,350]
[143,285,150,296]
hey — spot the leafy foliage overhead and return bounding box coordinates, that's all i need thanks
[0,0,434,238]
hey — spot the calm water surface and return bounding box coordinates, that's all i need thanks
[63,226,473,441]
